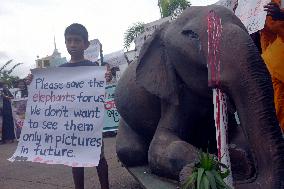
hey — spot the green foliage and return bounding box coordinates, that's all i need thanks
[0,60,22,88]
[159,0,191,18]
[123,22,145,51]
[182,151,231,189]
[0,59,13,73]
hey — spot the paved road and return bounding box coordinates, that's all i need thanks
[0,136,142,189]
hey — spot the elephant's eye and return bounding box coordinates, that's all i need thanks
[182,30,199,39]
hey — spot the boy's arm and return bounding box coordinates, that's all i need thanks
[105,65,112,83]
[105,71,112,83]
[264,2,284,21]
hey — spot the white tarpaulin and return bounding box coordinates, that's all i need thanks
[215,0,272,34]
[235,0,270,34]
[84,39,101,62]
[9,66,106,167]
[215,0,238,11]
[134,17,171,54]
[104,50,128,67]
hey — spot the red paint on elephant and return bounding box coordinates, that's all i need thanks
[207,10,233,187]
[207,10,223,159]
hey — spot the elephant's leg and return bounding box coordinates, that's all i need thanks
[116,118,149,166]
[148,101,198,180]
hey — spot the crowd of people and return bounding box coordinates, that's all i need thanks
[0,79,28,144]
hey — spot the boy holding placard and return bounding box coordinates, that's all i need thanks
[63,23,110,189]
[26,23,110,189]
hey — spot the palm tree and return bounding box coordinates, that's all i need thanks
[123,22,145,51]
[0,60,23,87]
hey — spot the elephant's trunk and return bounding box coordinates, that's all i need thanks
[219,24,284,189]
[234,44,284,189]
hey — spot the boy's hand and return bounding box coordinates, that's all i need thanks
[24,74,33,85]
[264,2,284,21]
[105,70,112,83]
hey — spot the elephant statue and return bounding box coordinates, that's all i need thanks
[115,5,284,189]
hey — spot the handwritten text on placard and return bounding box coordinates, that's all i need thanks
[9,66,106,167]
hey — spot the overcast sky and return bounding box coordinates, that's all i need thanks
[0,0,218,78]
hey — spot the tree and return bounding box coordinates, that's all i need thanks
[158,0,191,18]
[123,22,145,51]
[0,60,23,87]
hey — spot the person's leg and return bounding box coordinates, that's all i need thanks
[72,167,84,189]
[96,157,109,189]
[1,113,8,144]
[272,76,284,133]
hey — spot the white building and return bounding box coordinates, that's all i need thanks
[36,39,67,68]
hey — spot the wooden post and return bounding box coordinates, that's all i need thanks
[99,42,104,65]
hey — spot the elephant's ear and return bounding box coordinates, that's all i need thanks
[136,26,179,105]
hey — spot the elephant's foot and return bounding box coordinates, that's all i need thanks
[148,132,198,180]
[228,121,256,181]
[116,118,149,166]
[229,147,255,181]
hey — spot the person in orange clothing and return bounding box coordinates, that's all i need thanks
[232,0,284,133]
[261,0,284,133]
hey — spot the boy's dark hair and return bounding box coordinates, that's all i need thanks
[64,23,89,43]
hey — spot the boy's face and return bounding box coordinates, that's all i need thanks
[65,34,89,58]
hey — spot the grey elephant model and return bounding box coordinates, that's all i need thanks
[115,5,284,189]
